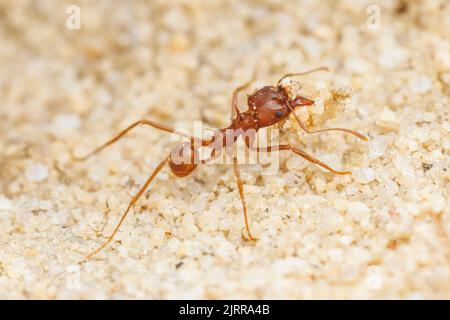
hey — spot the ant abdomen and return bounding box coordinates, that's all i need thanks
[169,142,199,177]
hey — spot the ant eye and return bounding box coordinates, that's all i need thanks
[275,110,283,118]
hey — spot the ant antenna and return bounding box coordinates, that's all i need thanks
[277,67,329,87]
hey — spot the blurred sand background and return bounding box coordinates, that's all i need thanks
[0,0,449,299]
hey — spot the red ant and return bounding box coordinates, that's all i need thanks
[74,67,367,260]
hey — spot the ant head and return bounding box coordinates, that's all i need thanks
[247,85,316,128]
[247,85,291,128]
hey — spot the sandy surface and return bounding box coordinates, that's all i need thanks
[0,0,449,299]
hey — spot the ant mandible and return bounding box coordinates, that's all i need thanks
[74,67,368,260]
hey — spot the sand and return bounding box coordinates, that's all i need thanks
[0,0,449,299]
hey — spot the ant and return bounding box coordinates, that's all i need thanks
[74,67,368,260]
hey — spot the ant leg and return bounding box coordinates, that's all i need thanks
[84,157,169,261]
[250,144,351,175]
[233,156,256,241]
[231,70,257,120]
[286,105,368,141]
[277,67,329,86]
[73,119,192,161]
